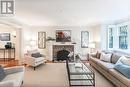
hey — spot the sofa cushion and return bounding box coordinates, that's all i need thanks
[90,57,101,64]
[100,53,112,62]
[97,61,115,71]
[111,54,121,64]
[109,69,130,87]
[35,57,44,62]
[0,65,6,81]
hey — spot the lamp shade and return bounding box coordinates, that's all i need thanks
[30,40,36,46]
[89,42,95,48]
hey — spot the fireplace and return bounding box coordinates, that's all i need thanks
[57,50,70,61]
[53,45,74,61]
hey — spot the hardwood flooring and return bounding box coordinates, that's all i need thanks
[0,60,19,67]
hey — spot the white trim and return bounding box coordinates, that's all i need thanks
[107,25,115,50]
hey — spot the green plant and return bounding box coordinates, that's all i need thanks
[75,54,80,59]
[46,37,55,41]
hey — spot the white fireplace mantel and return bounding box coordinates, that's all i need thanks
[46,42,76,61]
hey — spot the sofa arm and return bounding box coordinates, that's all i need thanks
[90,53,97,58]
[0,80,15,87]
[4,66,25,75]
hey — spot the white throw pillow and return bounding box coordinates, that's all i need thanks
[121,56,130,66]
[100,53,112,62]
[115,56,125,65]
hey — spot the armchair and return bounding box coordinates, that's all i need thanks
[0,66,25,87]
[25,49,46,70]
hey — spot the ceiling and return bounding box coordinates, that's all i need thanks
[2,0,130,26]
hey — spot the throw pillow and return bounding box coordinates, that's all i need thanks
[114,63,130,79]
[115,56,127,65]
[96,51,101,59]
[121,57,130,66]
[0,65,6,81]
[31,52,43,58]
[100,53,112,62]
[111,54,121,64]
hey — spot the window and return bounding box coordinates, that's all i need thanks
[107,22,128,51]
[108,28,113,48]
[118,25,128,49]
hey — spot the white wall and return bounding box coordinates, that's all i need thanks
[21,26,101,60]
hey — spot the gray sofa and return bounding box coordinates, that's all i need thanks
[90,52,130,87]
[0,66,25,87]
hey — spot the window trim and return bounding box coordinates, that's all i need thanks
[107,25,114,50]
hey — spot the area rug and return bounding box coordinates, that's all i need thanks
[22,63,115,87]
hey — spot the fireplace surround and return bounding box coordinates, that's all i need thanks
[53,45,74,61]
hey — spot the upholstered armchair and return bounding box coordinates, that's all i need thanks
[24,49,46,70]
[0,66,25,87]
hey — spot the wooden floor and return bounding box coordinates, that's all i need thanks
[0,60,19,67]
[0,60,88,67]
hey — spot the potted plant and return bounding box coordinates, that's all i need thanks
[75,53,80,62]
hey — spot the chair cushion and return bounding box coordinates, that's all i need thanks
[0,65,6,81]
[35,57,45,62]
[109,69,130,86]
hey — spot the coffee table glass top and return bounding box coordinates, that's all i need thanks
[66,59,95,87]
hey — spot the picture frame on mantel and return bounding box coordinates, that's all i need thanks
[38,32,46,49]
[56,30,71,42]
[81,31,89,48]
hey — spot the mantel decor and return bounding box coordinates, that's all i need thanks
[46,37,55,41]
[38,32,46,49]
[56,30,71,42]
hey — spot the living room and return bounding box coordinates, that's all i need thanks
[0,0,130,87]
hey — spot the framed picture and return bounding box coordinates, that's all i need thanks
[56,30,71,42]
[81,31,89,48]
[0,33,10,41]
[38,32,46,49]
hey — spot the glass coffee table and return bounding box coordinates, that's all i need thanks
[66,59,95,87]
